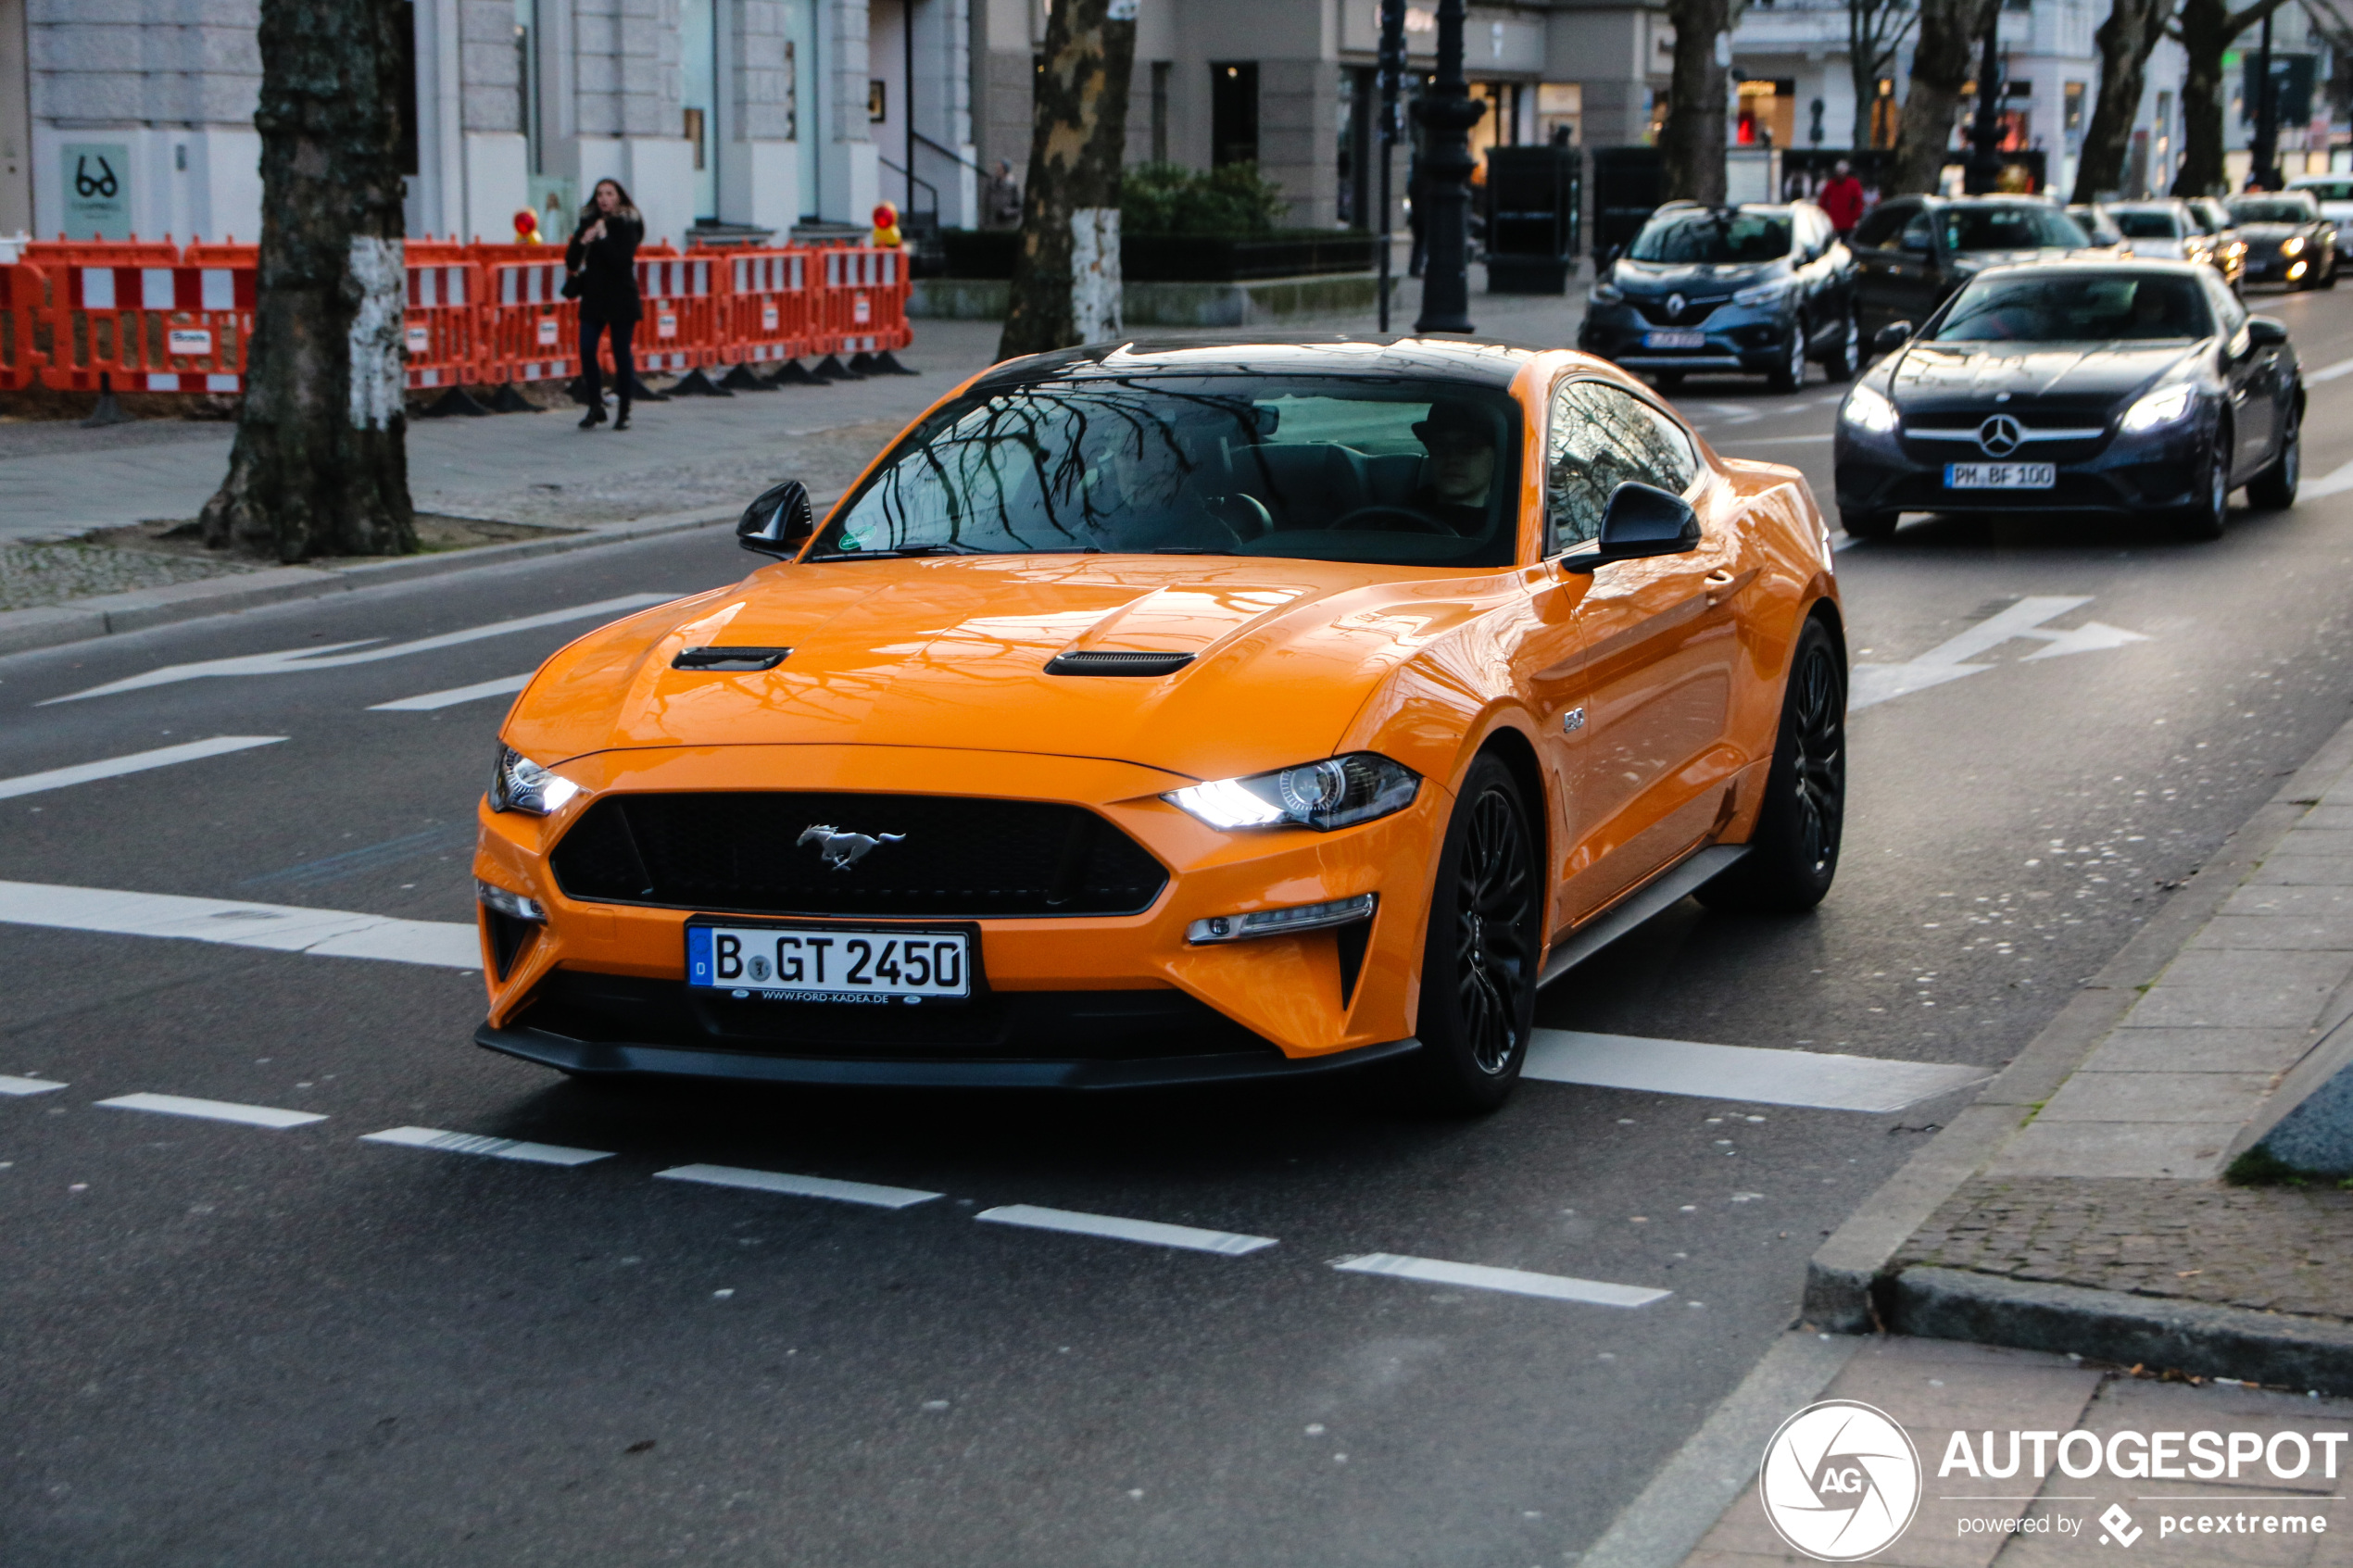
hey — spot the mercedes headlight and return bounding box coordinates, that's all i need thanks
[2120,383,2195,433]
[1164,753,1420,832]
[487,745,583,815]
[1840,383,1900,434]
[2284,235,2307,256]
[1732,277,1796,307]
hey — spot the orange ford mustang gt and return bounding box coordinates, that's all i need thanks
[472,339,1846,1109]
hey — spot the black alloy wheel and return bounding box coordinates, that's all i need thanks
[1822,308,1860,382]
[1768,322,1808,394]
[2178,426,2232,540]
[2248,400,2301,508]
[1698,618,1846,915]
[1408,754,1540,1112]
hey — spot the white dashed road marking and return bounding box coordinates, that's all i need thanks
[363,1126,613,1166]
[975,1203,1278,1256]
[656,1162,942,1209]
[0,736,287,800]
[2307,355,2353,383]
[2305,458,2353,499]
[1523,1030,1990,1113]
[1330,1253,1671,1307]
[369,673,534,712]
[98,1093,327,1129]
[0,1075,68,1096]
[0,882,479,969]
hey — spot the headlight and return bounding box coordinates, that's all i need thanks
[1732,277,1796,307]
[1163,753,1420,832]
[2284,235,2306,256]
[1840,383,1900,434]
[487,745,582,815]
[2120,383,2195,433]
[1590,281,1623,304]
[476,879,547,922]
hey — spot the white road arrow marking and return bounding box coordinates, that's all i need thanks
[2306,355,2353,384]
[41,593,679,705]
[2304,458,2353,499]
[1850,596,2146,710]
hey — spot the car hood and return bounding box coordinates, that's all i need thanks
[504,556,1504,783]
[1886,341,2195,410]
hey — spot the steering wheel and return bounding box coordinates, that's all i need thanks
[1327,503,1453,535]
[1203,492,1273,539]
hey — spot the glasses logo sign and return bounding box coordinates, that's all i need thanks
[1759,1400,1923,1561]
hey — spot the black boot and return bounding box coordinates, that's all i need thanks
[612,402,631,432]
[578,401,607,430]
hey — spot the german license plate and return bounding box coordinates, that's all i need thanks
[1945,462,2056,489]
[686,923,970,1003]
[1643,330,1706,349]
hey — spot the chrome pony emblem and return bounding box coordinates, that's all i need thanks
[1976,414,2025,457]
[797,824,907,871]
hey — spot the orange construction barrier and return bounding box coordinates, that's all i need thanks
[26,236,183,269]
[481,257,579,385]
[633,252,720,373]
[720,249,813,368]
[403,257,484,391]
[815,245,912,359]
[39,261,256,393]
[1,261,45,391]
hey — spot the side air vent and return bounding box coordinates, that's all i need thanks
[673,646,792,671]
[1043,650,1194,677]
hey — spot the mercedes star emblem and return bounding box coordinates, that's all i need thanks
[1977,414,2025,458]
[797,824,907,871]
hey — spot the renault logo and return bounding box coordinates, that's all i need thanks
[1976,414,2025,457]
[1667,292,1688,319]
[797,824,907,871]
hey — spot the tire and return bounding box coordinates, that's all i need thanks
[1696,619,1846,915]
[2247,402,2301,508]
[2176,429,2232,540]
[1820,308,1859,383]
[2324,253,2340,289]
[1405,754,1541,1113]
[1839,508,1897,541]
[1767,323,1807,394]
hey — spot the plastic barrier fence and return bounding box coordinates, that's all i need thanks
[1,261,44,391]
[483,259,579,385]
[724,250,812,366]
[41,263,257,392]
[632,253,719,373]
[817,246,912,358]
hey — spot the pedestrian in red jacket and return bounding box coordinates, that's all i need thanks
[1818,159,1867,237]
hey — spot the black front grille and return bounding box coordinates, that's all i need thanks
[1631,294,1731,326]
[550,792,1169,918]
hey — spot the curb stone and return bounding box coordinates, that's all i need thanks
[0,503,746,659]
[1802,703,2353,1335]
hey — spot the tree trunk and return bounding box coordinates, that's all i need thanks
[1847,0,1917,151]
[1660,0,1729,204]
[201,0,413,562]
[1887,0,1996,194]
[997,0,1139,358]
[2072,0,2171,201]
[2173,0,2293,196]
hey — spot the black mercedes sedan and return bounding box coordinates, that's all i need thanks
[2226,193,2340,289]
[1579,199,1858,392]
[1833,262,2302,541]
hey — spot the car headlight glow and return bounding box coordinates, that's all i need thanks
[1840,383,1900,434]
[1590,281,1623,304]
[1164,753,1420,832]
[487,745,583,815]
[2284,235,2306,256]
[2120,383,2195,433]
[1731,277,1796,307]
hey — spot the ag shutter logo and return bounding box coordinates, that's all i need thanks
[1759,1399,1924,1561]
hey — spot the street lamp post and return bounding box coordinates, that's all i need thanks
[1963,21,2005,194]
[1378,0,1404,332]
[2251,8,2281,191]
[1411,0,1484,333]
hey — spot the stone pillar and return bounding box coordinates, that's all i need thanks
[821,0,877,222]
[727,0,802,228]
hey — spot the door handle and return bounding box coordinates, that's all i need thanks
[1704,567,1756,607]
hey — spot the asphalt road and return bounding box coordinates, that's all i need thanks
[6,284,2353,1567]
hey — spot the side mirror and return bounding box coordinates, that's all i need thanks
[1873,320,1914,353]
[2246,316,2288,347]
[1561,483,1702,573]
[737,480,814,558]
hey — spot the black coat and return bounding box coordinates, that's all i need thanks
[566,210,644,325]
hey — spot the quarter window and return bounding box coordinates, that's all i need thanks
[1545,382,1700,553]
[1852,204,1912,250]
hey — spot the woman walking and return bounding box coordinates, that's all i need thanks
[566,179,645,430]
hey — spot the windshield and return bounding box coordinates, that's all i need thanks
[2111,210,2185,239]
[1628,208,1792,264]
[1942,206,2090,252]
[2229,198,2315,224]
[1931,272,2214,343]
[2067,208,2122,243]
[816,376,1526,570]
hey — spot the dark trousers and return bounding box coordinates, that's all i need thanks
[581,316,635,407]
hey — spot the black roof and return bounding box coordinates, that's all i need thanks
[971,336,1540,395]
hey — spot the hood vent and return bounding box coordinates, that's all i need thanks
[1044,650,1195,677]
[673,646,792,671]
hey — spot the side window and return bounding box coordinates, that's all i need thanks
[1852,204,1910,250]
[2206,271,2246,332]
[1902,211,1936,251]
[1546,381,1702,553]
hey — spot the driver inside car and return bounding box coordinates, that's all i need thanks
[1410,399,1500,534]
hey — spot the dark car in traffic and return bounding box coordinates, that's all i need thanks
[1579,200,1858,392]
[1833,262,2302,541]
[1848,196,2095,341]
[2226,193,2339,289]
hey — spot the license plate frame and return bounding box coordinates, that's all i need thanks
[1642,330,1707,350]
[1944,461,2057,490]
[686,918,979,1006]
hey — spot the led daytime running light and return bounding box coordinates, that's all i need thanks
[1188,894,1377,945]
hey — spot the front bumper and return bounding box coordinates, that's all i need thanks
[472,743,1449,1078]
[1579,297,1799,375]
[1833,414,2210,517]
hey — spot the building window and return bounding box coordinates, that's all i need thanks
[2063,81,2085,134]
[1211,62,1259,167]
[870,81,887,123]
[1151,61,1171,162]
